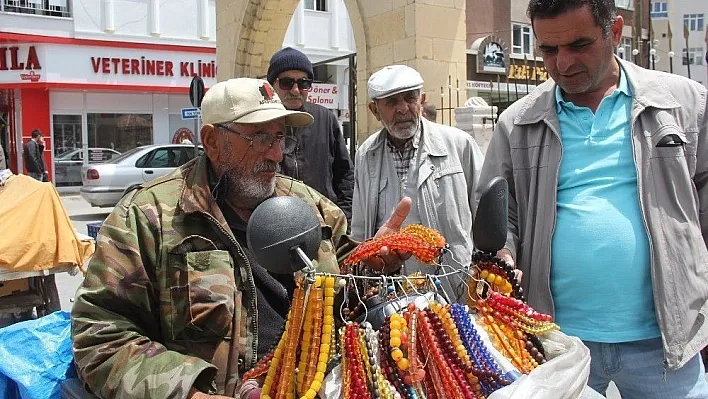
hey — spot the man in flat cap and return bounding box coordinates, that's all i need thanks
[267,47,354,223]
[352,65,485,301]
[71,77,410,399]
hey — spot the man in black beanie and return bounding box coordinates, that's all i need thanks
[267,47,354,223]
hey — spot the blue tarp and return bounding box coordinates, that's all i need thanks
[0,311,76,399]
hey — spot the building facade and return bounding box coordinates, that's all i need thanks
[0,0,358,185]
[650,0,707,86]
[463,0,652,108]
[0,0,217,184]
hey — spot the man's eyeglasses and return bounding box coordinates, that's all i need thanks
[277,77,313,92]
[215,124,287,153]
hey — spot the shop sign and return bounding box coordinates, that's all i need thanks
[473,35,510,75]
[0,45,42,82]
[0,46,42,71]
[172,128,195,144]
[508,63,548,82]
[482,43,505,71]
[466,81,493,91]
[1,43,217,87]
[307,84,339,109]
[90,57,217,78]
[20,70,41,82]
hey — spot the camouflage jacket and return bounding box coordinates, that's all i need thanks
[71,154,355,398]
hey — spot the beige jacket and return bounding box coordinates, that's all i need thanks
[352,118,484,301]
[479,58,708,369]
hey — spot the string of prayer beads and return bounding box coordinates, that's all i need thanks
[469,252,524,301]
[260,276,336,399]
[344,224,447,268]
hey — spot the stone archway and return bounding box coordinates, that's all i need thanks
[216,0,466,142]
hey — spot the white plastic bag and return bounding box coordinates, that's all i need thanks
[489,330,604,399]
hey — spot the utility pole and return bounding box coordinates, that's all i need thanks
[684,23,692,80]
[668,21,674,74]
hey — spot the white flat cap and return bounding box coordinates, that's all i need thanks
[367,65,424,100]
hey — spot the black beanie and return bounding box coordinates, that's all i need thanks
[267,47,314,84]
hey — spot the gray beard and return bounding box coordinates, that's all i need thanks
[224,170,276,209]
[217,136,279,209]
[385,117,420,140]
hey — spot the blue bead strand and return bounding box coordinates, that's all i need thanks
[450,304,511,395]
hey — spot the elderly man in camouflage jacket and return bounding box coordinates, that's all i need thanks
[71,78,410,399]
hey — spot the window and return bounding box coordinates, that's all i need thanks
[304,0,326,12]
[512,24,533,55]
[87,113,153,154]
[683,48,704,65]
[2,0,71,17]
[136,147,199,169]
[683,14,705,32]
[313,64,334,83]
[53,114,82,186]
[616,37,633,60]
[650,2,668,18]
[53,115,82,158]
[615,0,633,10]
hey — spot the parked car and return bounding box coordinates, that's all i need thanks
[80,144,203,207]
[55,148,121,186]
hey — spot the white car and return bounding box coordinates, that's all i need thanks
[80,144,203,207]
[55,148,121,186]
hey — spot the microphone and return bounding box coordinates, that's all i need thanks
[473,176,509,253]
[246,196,322,274]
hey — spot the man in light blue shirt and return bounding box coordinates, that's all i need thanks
[484,0,708,397]
[552,67,662,344]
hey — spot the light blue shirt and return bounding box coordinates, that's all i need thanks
[550,68,660,342]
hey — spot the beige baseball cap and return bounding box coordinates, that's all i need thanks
[201,78,313,127]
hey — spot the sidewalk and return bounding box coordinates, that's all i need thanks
[56,186,81,197]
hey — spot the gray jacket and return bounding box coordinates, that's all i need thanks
[352,118,484,300]
[479,58,708,369]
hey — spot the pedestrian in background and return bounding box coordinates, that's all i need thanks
[422,102,437,122]
[352,64,484,302]
[267,47,354,223]
[23,129,46,181]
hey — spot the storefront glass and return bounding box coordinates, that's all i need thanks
[53,114,82,186]
[53,114,82,157]
[87,113,153,153]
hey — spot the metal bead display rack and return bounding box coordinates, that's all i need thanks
[243,224,560,399]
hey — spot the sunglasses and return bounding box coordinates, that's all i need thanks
[277,77,313,91]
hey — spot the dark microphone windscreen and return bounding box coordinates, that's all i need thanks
[473,176,509,253]
[246,196,322,274]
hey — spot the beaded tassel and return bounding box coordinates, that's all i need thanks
[417,309,465,399]
[425,308,479,399]
[343,224,446,268]
[297,277,321,394]
[298,276,336,399]
[342,329,351,399]
[261,327,288,399]
[343,323,373,399]
[241,350,273,382]
[450,304,510,395]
